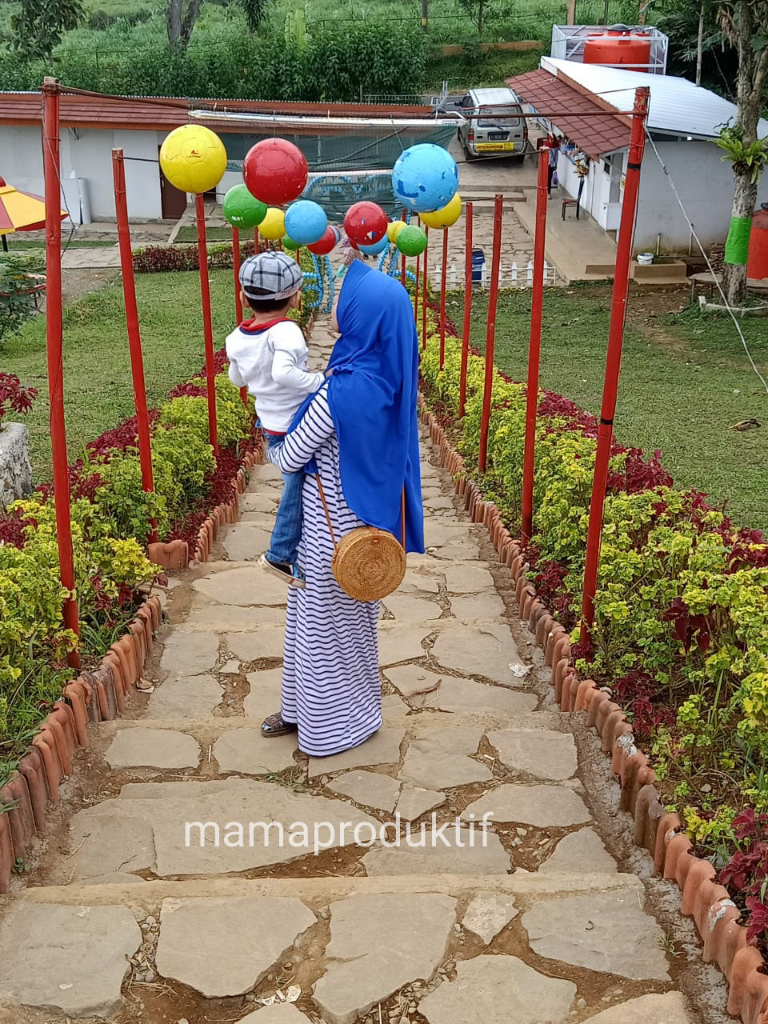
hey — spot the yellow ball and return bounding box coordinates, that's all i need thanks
[159,125,227,195]
[387,220,407,243]
[420,192,462,230]
[259,207,286,240]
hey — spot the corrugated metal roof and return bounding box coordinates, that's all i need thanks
[0,92,434,134]
[505,68,630,158]
[542,58,768,139]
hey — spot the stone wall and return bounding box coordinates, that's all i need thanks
[0,421,33,507]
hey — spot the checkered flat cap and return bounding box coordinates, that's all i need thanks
[239,252,303,301]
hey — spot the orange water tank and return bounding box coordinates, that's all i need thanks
[747,203,768,280]
[584,26,652,70]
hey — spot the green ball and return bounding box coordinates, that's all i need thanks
[396,224,427,257]
[281,236,301,251]
[222,184,267,229]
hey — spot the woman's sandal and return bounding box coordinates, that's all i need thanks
[261,712,298,738]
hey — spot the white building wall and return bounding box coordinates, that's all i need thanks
[636,138,768,252]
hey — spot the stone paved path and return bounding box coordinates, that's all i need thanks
[0,319,694,1024]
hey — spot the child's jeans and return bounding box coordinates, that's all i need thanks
[264,430,304,566]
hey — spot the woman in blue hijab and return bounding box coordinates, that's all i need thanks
[261,261,424,757]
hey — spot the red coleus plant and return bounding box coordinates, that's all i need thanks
[662,596,713,653]
[0,506,37,549]
[0,372,37,425]
[720,809,768,943]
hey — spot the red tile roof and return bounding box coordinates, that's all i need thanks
[0,92,432,135]
[505,68,630,159]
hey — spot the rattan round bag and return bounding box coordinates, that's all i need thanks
[316,478,407,602]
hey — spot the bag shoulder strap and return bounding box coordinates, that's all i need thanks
[314,475,406,551]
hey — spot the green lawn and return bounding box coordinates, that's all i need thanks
[3,269,237,481]
[445,287,768,532]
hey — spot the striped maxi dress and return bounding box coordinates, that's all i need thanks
[267,385,382,757]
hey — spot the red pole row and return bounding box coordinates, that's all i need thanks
[580,86,649,640]
[458,201,473,418]
[478,194,504,474]
[421,225,429,349]
[521,148,550,546]
[112,149,157,543]
[195,192,219,456]
[43,77,80,667]
[439,226,448,369]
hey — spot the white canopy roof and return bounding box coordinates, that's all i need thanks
[541,57,768,141]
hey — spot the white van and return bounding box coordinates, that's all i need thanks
[457,87,528,161]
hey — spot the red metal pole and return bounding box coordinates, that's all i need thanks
[439,226,448,368]
[414,250,420,323]
[459,201,473,418]
[195,192,218,456]
[422,225,429,349]
[580,86,650,641]
[478,194,504,474]
[112,149,157,543]
[521,148,550,546]
[400,207,407,288]
[42,78,80,667]
[231,226,249,408]
[253,226,260,253]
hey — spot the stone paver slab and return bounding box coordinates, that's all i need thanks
[240,1007,312,1023]
[463,785,591,827]
[238,510,277,526]
[160,630,219,676]
[378,624,431,666]
[382,593,443,622]
[431,624,525,685]
[581,993,692,1022]
[399,729,491,789]
[226,628,286,663]
[419,955,576,1024]
[145,673,223,719]
[248,463,283,484]
[222,525,273,561]
[105,728,200,770]
[186,600,285,631]
[194,566,288,607]
[309,729,405,778]
[243,667,284,718]
[241,492,279,513]
[488,729,577,781]
[385,666,537,715]
[0,903,141,1017]
[450,593,506,621]
[213,729,297,775]
[156,897,315,997]
[395,785,446,820]
[362,830,509,876]
[540,828,618,875]
[442,563,496,594]
[314,894,456,1024]
[328,770,401,813]
[399,568,441,594]
[63,810,156,881]
[522,890,670,981]
[462,893,519,943]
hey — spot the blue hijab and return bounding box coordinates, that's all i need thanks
[322,261,424,553]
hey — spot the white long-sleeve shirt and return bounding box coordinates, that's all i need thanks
[225,317,325,433]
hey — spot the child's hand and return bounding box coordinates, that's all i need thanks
[324,368,335,378]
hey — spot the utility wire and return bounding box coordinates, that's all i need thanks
[644,129,768,396]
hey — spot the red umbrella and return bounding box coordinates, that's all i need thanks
[0,175,67,250]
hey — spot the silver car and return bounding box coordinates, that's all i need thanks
[457,87,528,161]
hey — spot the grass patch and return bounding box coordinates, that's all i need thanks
[445,286,768,531]
[174,226,233,243]
[3,269,237,480]
[4,239,118,250]
[425,45,546,91]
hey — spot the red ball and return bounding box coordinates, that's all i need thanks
[343,201,388,246]
[243,139,308,206]
[308,225,340,255]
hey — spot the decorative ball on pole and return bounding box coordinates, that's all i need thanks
[387,219,407,243]
[159,124,227,195]
[281,235,301,251]
[285,200,328,245]
[420,192,462,229]
[392,143,459,214]
[258,207,287,240]
[359,235,389,256]
[396,224,428,256]
[222,184,267,230]
[343,201,388,246]
[243,138,308,206]
[308,225,341,255]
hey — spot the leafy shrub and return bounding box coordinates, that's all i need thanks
[0,372,37,425]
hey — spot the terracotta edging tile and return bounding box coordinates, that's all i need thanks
[420,399,767,1024]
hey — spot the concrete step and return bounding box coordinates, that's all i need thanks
[632,260,688,282]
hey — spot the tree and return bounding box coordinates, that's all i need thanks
[166,0,201,51]
[718,0,768,305]
[11,0,83,59]
[241,0,270,32]
[458,0,486,34]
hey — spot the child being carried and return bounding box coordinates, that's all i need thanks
[226,251,331,588]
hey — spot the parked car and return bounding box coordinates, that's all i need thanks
[456,87,528,162]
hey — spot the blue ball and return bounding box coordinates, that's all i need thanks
[284,200,328,245]
[392,144,459,214]
[359,236,389,255]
